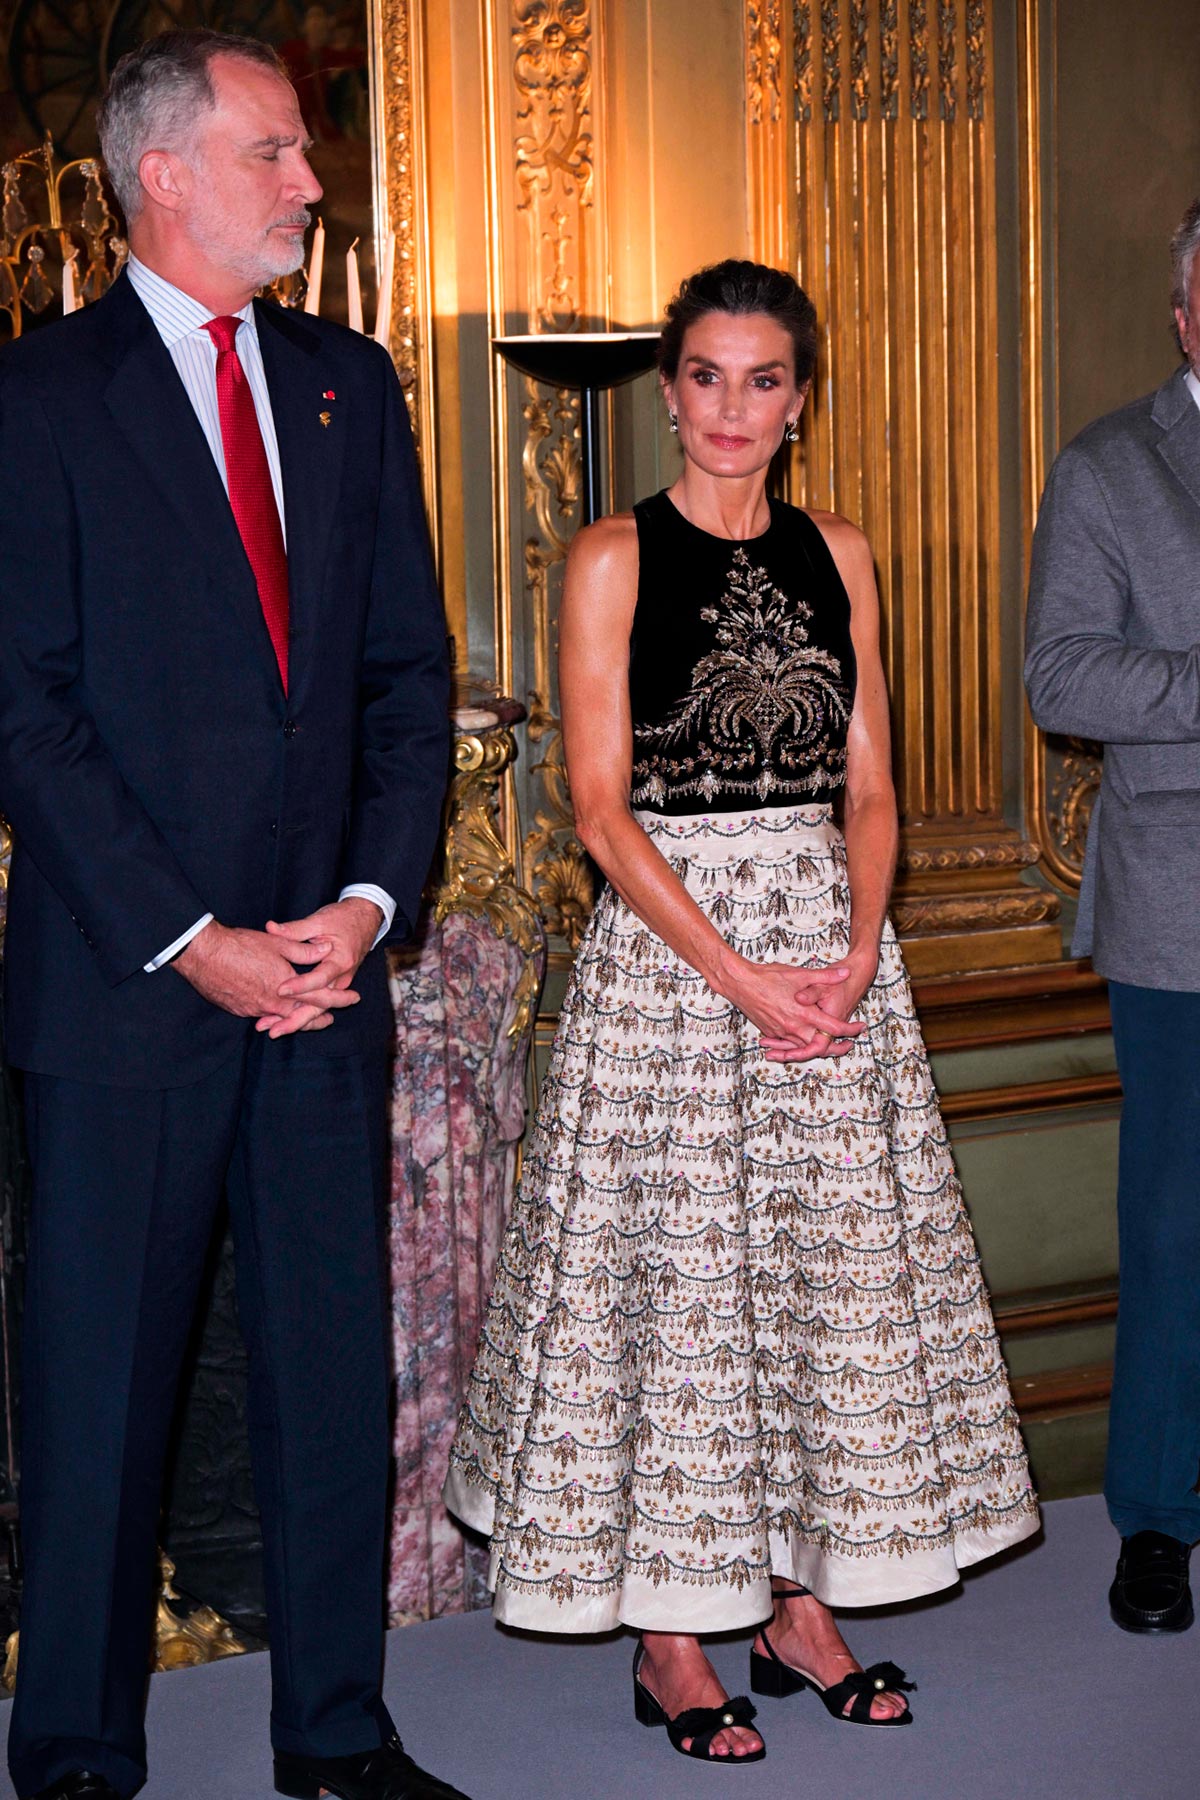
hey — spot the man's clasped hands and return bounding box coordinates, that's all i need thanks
[173,896,382,1037]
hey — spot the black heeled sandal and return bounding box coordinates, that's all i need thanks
[750,1624,915,1725]
[633,1645,766,1764]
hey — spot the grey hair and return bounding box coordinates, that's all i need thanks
[97,29,286,222]
[1170,196,1200,354]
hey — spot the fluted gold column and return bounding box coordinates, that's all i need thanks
[751,1,1060,976]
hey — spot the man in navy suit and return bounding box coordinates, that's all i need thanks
[0,30,462,1800]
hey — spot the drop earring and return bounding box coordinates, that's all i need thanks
[668,410,679,433]
[786,419,800,442]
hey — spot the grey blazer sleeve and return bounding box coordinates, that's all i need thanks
[1024,442,1200,744]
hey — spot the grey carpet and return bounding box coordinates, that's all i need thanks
[2,1494,1195,1799]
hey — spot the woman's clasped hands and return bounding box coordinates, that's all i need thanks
[726,946,879,1062]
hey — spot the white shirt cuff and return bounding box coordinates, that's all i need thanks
[339,884,395,949]
[145,911,214,973]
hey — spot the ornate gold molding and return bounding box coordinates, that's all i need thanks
[747,1,785,124]
[371,0,436,532]
[910,0,930,118]
[512,0,594,331]
[1018,0,1085,896]
[890,890,1060,936]
[747,2,790,266]
[1044,738,1102,878]
[482,0,603,955]
[523,703,593,951]
[436,725,546,1041]
[900,839,1041,875]
[880,1,900,117]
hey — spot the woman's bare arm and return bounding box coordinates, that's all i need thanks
[559,516,862,1055]
[760,512,898,1059]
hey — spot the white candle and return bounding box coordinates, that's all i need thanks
[373,230,396,347]
[62,249,79,315]
[346,238,364,333]
[303,218,325,315]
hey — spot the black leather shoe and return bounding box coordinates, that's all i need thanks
[26,1775,123,1799]
[274,1731,472,1800]
[1109,1530,1195,1633]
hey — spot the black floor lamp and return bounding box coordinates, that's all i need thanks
[492,332,661,524]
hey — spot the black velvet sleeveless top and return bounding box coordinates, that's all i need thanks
[628,490,857,814]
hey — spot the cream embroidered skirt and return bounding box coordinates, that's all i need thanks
[443,805,1039,1632]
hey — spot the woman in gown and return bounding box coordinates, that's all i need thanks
[444,259,1039,1765]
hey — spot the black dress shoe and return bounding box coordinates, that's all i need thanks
[26,1775,123,1799]
[274,1731,472,1800]
[1110,1529,1195,1633]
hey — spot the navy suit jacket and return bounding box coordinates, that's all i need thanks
[0,273,449,1087]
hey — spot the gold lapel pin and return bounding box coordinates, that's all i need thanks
[319,410,332,428]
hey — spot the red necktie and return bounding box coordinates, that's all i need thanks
[203,315,290,691]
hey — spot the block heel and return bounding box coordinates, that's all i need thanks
[631,1644,766,1763]
[750,1625,915,1726]
[633,1671,666,1727]
[750,1647,811,1699]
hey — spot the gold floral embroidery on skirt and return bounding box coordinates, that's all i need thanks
[444,807,1039,1632]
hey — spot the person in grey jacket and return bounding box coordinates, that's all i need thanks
[1025,196,1200,1638]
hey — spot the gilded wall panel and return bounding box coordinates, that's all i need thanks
[1016,0,1092,897]
[746,2,789,262]
[753,0,1061,973]
[481,0,610,960]
[372,0,451,639]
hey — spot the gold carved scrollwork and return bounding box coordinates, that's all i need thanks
[513,0,594,331]
[523,699,594,952]
[910,1,930,120]
[747,1,785,125]
[937,1,957,121]
[901,839,1041,875]
[436,728,545,1041]
[1045,739,1103,879]
[849,1,869,121]
[880,2,900,119]
[966,0,987,120]
[522,385,581,540]
[821,3,841,121]
[890,891,1061,935]
[794,2,814,123]
[373,0,422,429]
[519,378,584,950]
[505,0,599,953]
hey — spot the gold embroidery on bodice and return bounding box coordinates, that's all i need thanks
[632,547,852,807]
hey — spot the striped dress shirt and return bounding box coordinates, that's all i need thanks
[125,257,394,969]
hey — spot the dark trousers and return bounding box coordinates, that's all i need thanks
[1107,980,1200,1545]
[7,1037,394,1799]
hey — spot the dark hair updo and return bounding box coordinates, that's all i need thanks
[657,259,819,387]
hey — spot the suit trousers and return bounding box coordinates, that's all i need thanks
[1106,981,1200,1545]
[7,1034,395,1799]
